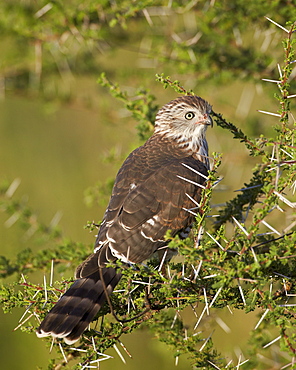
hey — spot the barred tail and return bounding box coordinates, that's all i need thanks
[36,266,121,344]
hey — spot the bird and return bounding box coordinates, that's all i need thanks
[36,94,212,344]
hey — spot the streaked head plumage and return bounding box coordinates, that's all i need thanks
[154,95,212,168]
[155,95,212,137]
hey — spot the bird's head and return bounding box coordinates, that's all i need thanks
[154,95,212,141]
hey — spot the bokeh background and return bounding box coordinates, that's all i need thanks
[0,1,295,369]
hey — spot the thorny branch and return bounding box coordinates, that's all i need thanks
[0,15,296,370]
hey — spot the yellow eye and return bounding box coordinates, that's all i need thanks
[185,112,195,120]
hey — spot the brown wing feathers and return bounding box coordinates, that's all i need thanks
[106,157,207,263]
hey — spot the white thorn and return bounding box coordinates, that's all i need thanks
[262,78,281,83]
[277,64,283,78]
[50,337,55,353]
[158,250,168,272]
[69,347,88,353]
[250,246,258,263]
[196,225,204,247]
[226,359,233,368]
[131,280,149,285]
[254,308,270,330]
[171,312,178,329]
[280,148,293,158]
[266,164,285,172]
[89,354,112,363]
[237,358,249,368]
[265,16,289,33]
[237,280,246,306]
[175,352,179,366]
[177,175,206,189]
[227,305,233,315]
[91,336,97,352]
[278,304,296,307]
[50,259,54,287]
[147,277,152,295]
[196,260,203,275]
[182,207,197,216]
[194,306,207,330]
[191,264,199,281]
[113,343,126,364]
[199,331,214,352]
[203,287,209,315]
[19,290,39,323]
[58,342,68,363]
[14,313,33,331]
[269,281,273,299]
[20,274,27,283]
[206,231,225,250]
[261,219,281,236]
[185,192,200,207]
[206,360,221,369]
[232,216,249,237]
[181,162,209,180]
[274,191,296,208]
[43,275,48,306]
[258,110,281,117]
[263,335,281,348]
[209,287,223,308]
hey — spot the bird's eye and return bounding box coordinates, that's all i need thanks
[185,112,195,120]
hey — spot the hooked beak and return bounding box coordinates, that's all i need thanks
[198,115,213,127]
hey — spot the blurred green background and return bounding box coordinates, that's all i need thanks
[0,1,295,369]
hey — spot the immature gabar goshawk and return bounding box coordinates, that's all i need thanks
[36,95,212,344]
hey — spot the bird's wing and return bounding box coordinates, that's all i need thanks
[95,154,208,264]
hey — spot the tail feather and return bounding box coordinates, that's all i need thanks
[36,267,121,344]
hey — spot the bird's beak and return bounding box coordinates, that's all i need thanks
[200,115,213,127]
